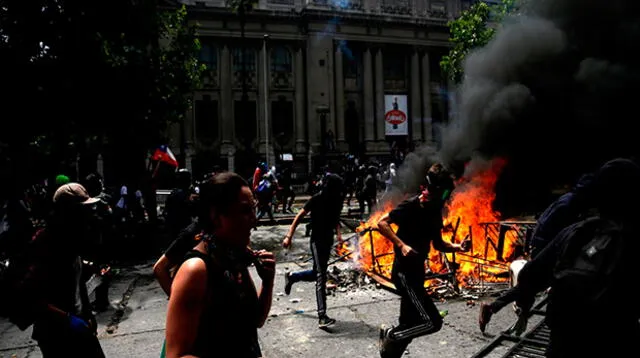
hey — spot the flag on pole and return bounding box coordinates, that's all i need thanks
[152,145,179,168]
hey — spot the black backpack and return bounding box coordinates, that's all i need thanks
[551,217,627,312]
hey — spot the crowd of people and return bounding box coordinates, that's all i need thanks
[2,156,639,357]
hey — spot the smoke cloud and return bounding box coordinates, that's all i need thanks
[388,0,640,215]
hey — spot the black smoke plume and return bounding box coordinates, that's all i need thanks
[389,0,640,216]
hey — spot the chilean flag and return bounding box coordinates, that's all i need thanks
[152,145,179,168]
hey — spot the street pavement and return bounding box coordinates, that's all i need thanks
[0,220,534,358]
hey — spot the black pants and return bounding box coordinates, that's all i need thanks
[389,261,443,342]
[289,239,332,317]
[256,203,274,221]
[277,187,295,212]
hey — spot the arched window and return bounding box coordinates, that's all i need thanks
[232,47,257,88]
[383,52,407,90]
[270,46,293,88]
[198,44,218,87]
[344,49,361,91]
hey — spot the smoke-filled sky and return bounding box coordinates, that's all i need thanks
[392,0,640,215]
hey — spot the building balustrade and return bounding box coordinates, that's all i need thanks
[181,0,452,19]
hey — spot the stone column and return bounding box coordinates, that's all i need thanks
[186,149,194,173]
[221,45,233,144]
[295,46,306,153]
[334,43,346,145]
[421,50,433,143]
[326,48,335,144]
[363,47,375,143]
[184,97,195,148]
[227,147,235,172]
[96,154,104,179]
[374,47,385,141]
[257,46,266,154]
[411,49,423,142]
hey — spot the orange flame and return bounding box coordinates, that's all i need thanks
[347,158,518,289]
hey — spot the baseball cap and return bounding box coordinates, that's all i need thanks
[53,183,100,206]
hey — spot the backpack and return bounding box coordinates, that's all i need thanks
[551,217,627,313]
[256,180,271,194]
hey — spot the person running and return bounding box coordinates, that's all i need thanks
[282,173,344,329]
[478,173,594,333]
[377,163,471,358]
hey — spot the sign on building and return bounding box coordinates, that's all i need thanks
[384,95,408,136]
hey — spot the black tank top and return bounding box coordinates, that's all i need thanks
[183,250,262,358]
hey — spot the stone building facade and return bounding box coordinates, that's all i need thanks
[171,0,472,178]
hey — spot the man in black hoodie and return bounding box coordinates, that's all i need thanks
[515,158,640,357]
[377,164,471,358]
[479,173,595,333]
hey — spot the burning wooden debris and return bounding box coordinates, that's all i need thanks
[333,160,538,300]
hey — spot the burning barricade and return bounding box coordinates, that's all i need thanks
[337,159,536,298]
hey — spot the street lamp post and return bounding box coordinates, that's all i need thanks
[263,34,270,168]
[239,0,249,168]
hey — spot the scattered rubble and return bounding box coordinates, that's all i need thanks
[326,263,376,294]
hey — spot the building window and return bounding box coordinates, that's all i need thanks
[383,52,406,90]
[195,96,218,145]
[270,46,293,89]
[429,0,447,17]
[381,0,411,15]
[232,47,257,88]
[199,44,218,87]
[271,96,294,150]
[344,49,361,91]
[234,100,257,148]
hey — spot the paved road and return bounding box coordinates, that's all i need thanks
[0,224,531,358]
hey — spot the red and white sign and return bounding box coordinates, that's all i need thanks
[384,95,408,136]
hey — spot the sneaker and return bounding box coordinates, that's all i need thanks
[506,314,528,336]
[479,303,493,333]
[379,325,408,358]
[379,326,389,357]
[318,315,336,329]
[284,272,293,295]
[379,325,392,346]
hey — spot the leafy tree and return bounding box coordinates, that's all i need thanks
[0,1,205,184]
[440,0,516,83]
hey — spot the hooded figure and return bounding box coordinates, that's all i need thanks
[527,173,594,257]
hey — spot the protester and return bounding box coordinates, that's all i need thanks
[377,163,471,358]
[282,173,344,329]
[165,172,275,358]
[478,173,595,333]
[16,183,105,357]
[515,158,640,357]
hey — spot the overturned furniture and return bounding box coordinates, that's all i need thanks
[471,296,549,358]
[342,218,537,296]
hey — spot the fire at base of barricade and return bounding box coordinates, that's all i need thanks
[336,219,536,299]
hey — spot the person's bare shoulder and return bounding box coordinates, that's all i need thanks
[172,257,208,297]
